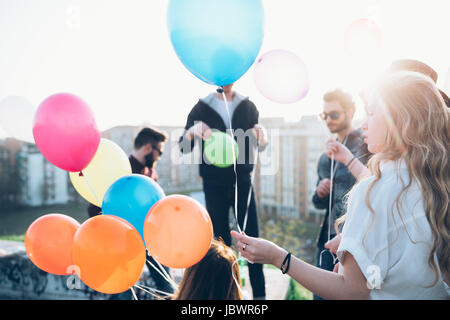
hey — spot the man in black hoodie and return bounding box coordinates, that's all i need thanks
[179,83,268,299]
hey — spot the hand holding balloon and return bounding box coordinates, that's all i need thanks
[230,231,287,267]
[186,121,212,141]
[325,138,354,164]
[253,124,268,147]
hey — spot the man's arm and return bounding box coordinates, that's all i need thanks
[179,106,199,154]
[312,190,329,209]
[312,161,329,209]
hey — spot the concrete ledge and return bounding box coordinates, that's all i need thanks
[0,241,157,300]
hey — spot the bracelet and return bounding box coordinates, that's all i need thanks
[280,252,291,274]
[345,156,356,167]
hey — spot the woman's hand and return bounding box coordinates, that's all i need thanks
[325,138,354,165]
[324,234,341,255]
[230,231,287,267]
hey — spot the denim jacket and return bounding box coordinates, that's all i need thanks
[312,128,371,247]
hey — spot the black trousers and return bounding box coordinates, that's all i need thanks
[203,178,266,298]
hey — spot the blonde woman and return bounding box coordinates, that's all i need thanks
[232,71,449,299]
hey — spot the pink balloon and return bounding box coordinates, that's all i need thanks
[344,18,382,54]
[33,93,101,172]
[253,50,309,104]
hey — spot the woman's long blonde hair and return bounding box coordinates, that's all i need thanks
[336,71,450,286]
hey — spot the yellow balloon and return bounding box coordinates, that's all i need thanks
[70,138,132,207]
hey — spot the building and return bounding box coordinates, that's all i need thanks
[102,125,203,195]
[0,138,26,206]
[16,143,69,206]
[254,116,329,222]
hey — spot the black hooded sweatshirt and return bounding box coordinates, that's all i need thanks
[179,97,263,186]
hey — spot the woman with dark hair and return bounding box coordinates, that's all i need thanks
[173,239,242,300]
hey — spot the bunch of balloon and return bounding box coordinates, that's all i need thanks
[27,93,149,294]
[25,213,147,295]
[143,195,213,269]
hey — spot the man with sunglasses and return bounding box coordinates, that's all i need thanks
[312,89,370,300]
[129,127,166,181]
[87,126,175,298]
[87,127,167,218]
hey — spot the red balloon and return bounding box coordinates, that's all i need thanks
[33,93,101,172]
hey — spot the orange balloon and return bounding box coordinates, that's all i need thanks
[72,215,146,294]
[25,214,80,275]
[143,195,213,269]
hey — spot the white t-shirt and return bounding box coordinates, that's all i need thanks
[201,92,247,129]
[337,160,450,299]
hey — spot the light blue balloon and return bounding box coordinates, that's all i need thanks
[102,174,165,240]
[167,0,264,86]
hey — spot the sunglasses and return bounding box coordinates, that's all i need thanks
[152,145,163,156]
[320,111,343,121]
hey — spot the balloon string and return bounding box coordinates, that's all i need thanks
[221,89,241,234]
[146,258,178,289]
[231,256,250,299]
[319,152,338,267]
[320,133,350,267]
[150,253,176,286]
[130,286,138,300]
[242,141,259,232]
[133,285,160,299]
[136,283,174,296]
[80,170,102,207]
[133,284,172,300]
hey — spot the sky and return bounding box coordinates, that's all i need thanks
[1,0,449,139]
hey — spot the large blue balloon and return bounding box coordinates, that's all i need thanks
[167,0,264,86]
[102,174,165,240]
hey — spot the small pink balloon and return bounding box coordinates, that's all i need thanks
[33,93,101,172]
[253,50,309,104]
[344,18,382,54]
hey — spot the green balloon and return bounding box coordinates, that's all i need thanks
[203,131,239,168]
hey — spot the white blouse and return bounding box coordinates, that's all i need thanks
[337,160,449,299]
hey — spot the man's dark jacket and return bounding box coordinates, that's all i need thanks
[179,98,262,186]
